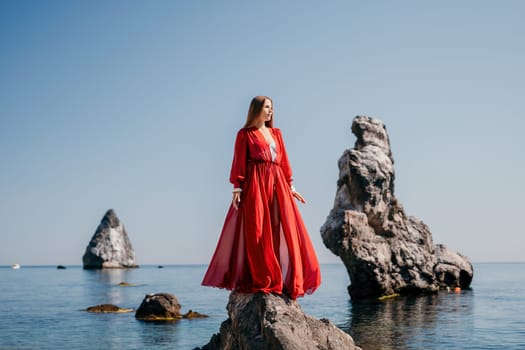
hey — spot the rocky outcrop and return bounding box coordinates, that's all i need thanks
[198,292,360,350]
[135,293,208,321]
[434,244,473,288]
[82,209,138,269]
[321,116,473,299]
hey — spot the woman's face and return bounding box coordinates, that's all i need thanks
[258,99,273,123]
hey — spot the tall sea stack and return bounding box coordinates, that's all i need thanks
[321,116,473,299]
[82,209,138,269]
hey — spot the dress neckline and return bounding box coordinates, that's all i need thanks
[251,126,276,146]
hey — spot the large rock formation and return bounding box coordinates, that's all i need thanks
[82,209,138,269]
[321,116,473,299]
[198,292,360,350]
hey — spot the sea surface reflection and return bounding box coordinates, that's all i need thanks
[299,264,498,350]
[344,291,474,350]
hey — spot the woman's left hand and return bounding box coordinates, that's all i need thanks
[292,190,307,204]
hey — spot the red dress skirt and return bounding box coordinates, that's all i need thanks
[202,127,321,299]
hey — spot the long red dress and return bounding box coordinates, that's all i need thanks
[202,127,321,299]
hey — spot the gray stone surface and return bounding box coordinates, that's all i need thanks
[82,209,138,269]
[321,116,473,299]
[197,292,361,350]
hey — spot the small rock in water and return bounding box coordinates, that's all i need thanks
[57,265,67,269]
[86,304,133,313]
[118,281,135,287]
[135,293,207,321]
[135,293,182,321]
[183,310,208,319]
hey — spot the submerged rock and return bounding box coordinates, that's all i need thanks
[118,281,142,287]
[321,116,473,299]
[85,304,133,313]
[82,209,138,269]
[198,292,360,350]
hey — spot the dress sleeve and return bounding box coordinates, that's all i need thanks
[229,129,248,189]
[276,129,293,186]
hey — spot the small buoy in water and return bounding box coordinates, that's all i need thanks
[454,287,461,293]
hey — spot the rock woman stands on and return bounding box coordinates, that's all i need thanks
[202,96,321,299]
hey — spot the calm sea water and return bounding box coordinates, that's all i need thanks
[0,263,524,350]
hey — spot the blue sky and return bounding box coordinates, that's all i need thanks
[1,1,524,265]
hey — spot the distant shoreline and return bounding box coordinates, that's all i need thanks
[2,261,525,269]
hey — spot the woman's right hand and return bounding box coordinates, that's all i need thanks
[232,191,241,210]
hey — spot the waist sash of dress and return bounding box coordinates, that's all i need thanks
[248,159,280,165]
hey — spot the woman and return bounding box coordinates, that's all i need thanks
[202,96,321,299]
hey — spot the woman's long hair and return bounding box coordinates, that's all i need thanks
[243,96,273,128]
